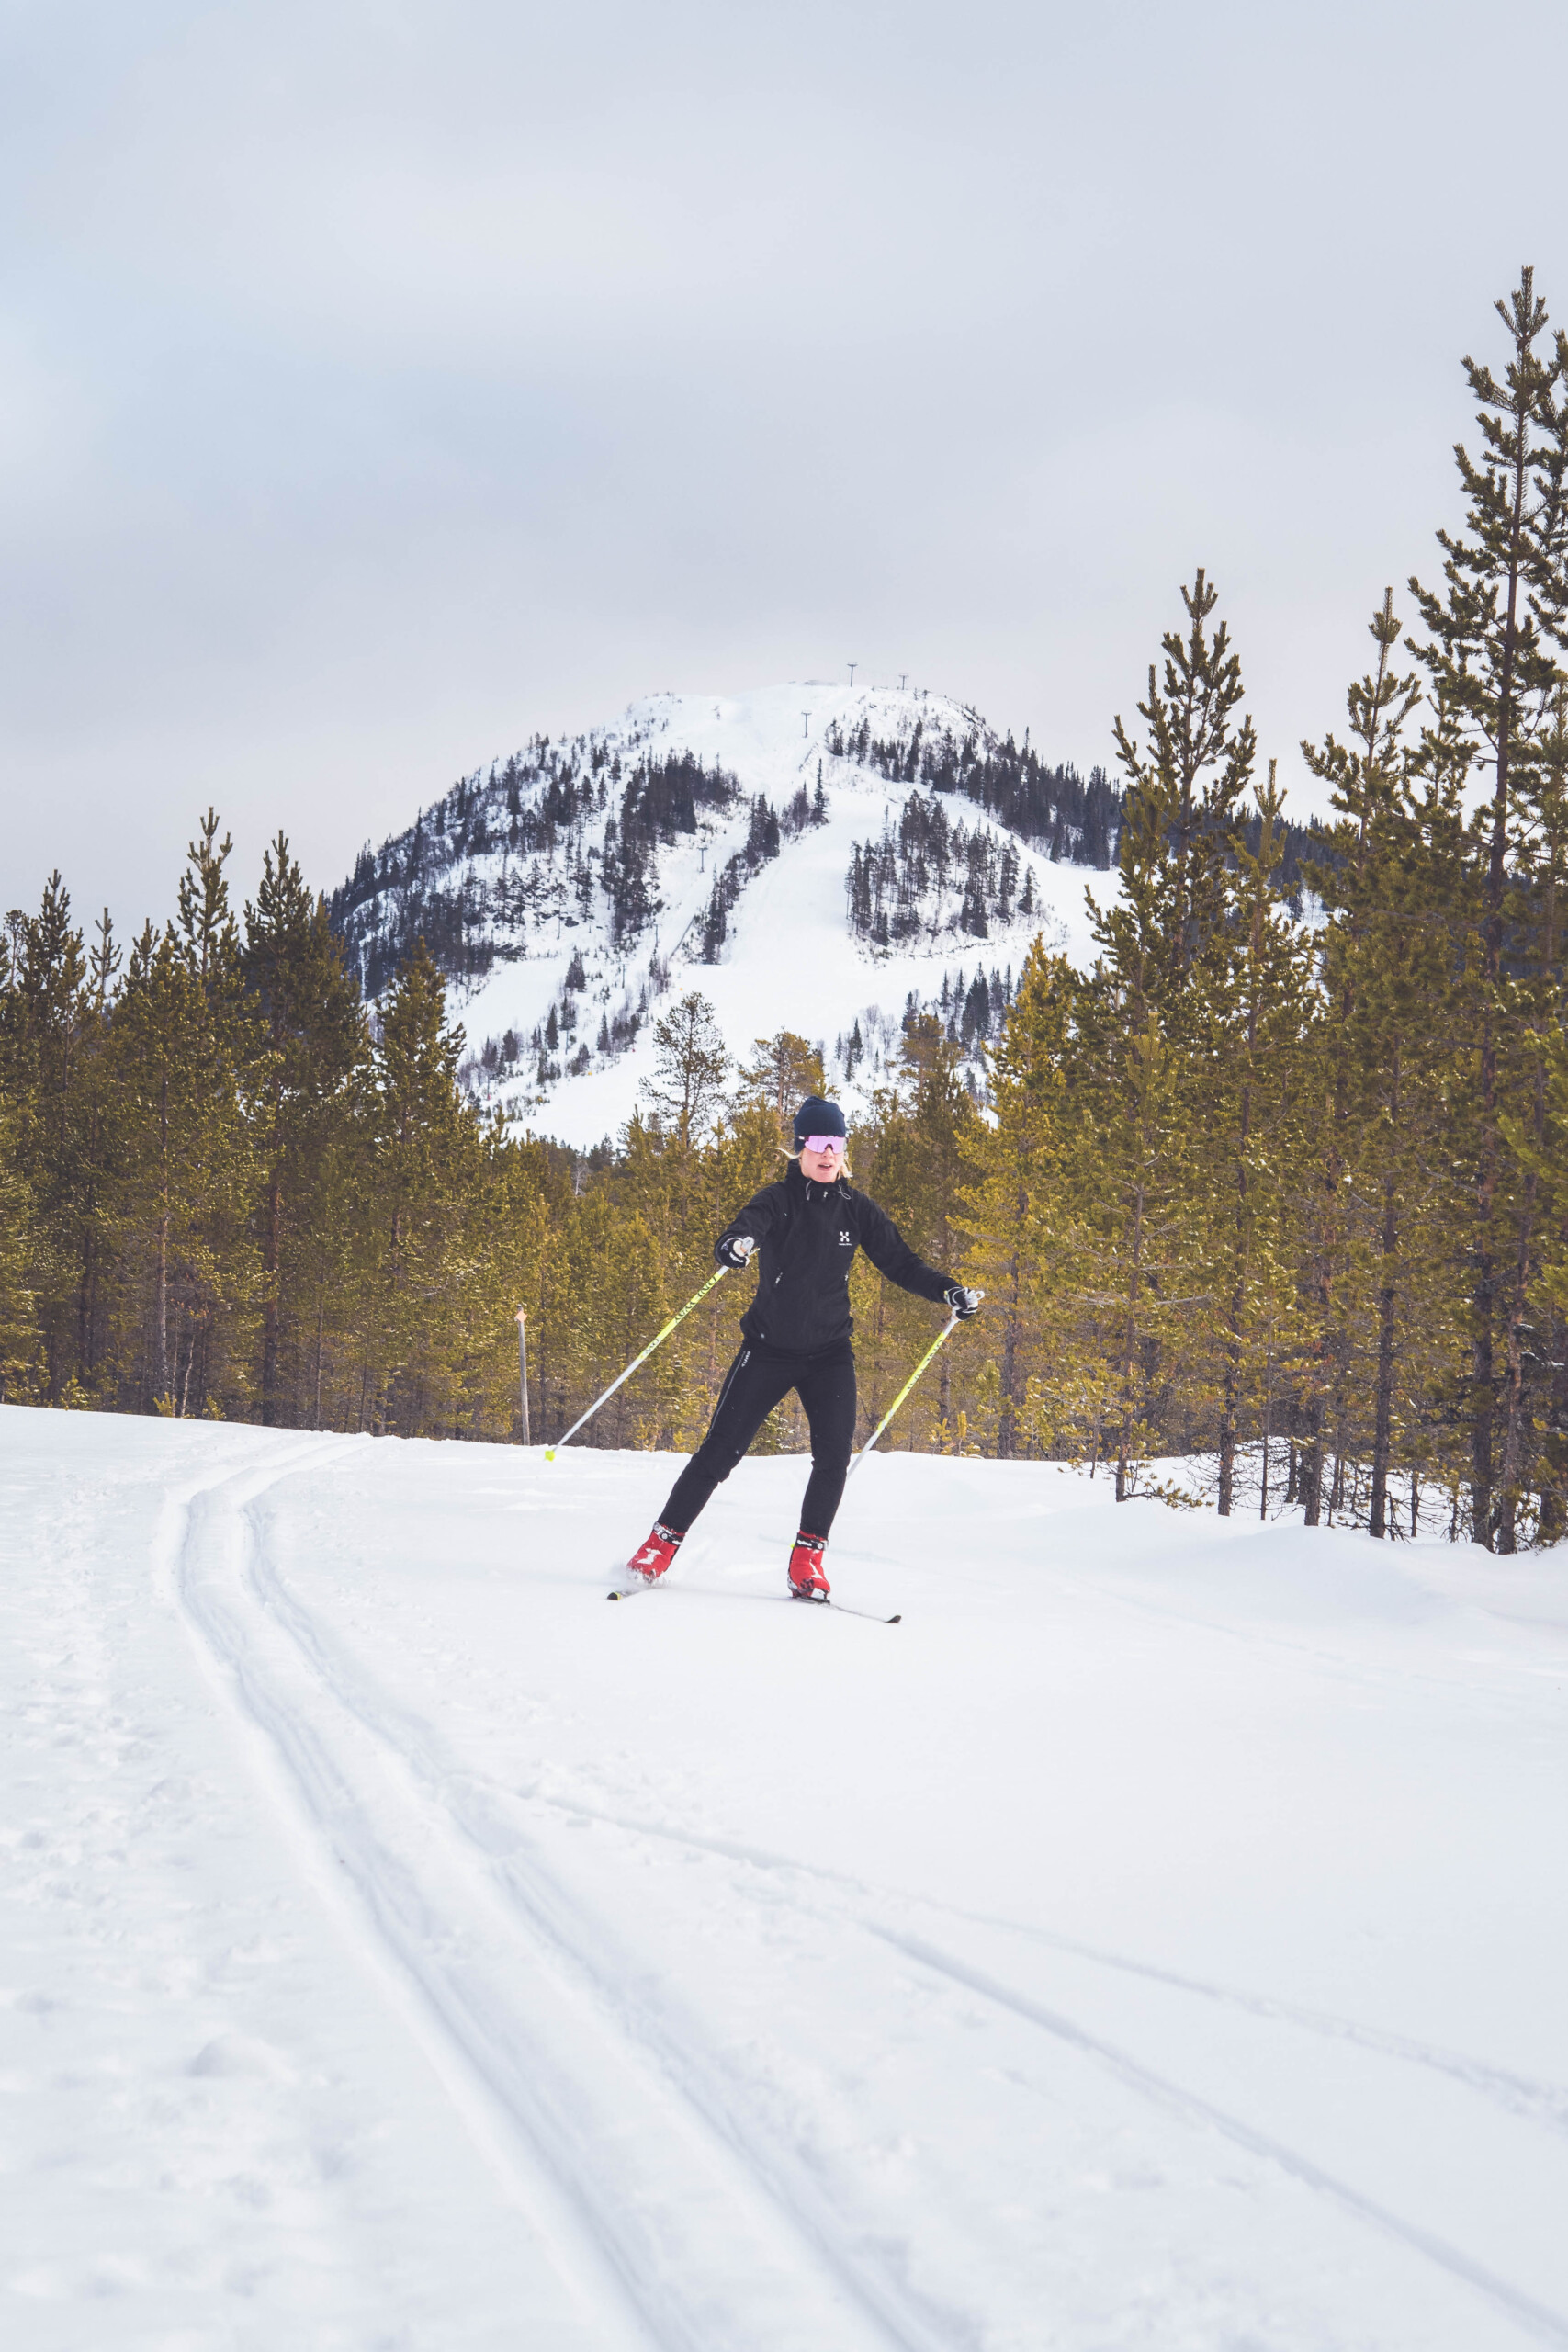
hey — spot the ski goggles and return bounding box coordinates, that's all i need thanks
[800,1134,845,1158]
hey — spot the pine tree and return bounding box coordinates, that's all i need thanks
[1406,267,1568,1546]
[739,1030,824,1132]
[363,941,484,1434]
[1499,684,1568,1536]
[1300,591,1436,1532]
[110,914,256,1414]
[5,875,102,1400]
[960,938,1077,1457]
[1079,571,1258,1495]
[243,835,366,1423]
[640,993,729,1148]
[1103,569,1257,1013]
[0,1085,39,1399]
[1188,762,1315,1514]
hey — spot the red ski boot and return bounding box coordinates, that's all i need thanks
[626,1522,682,1584]
[787,1531,830,1601]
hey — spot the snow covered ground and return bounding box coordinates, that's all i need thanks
[4,1404,1567,2350]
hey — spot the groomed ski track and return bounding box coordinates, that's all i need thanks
[168,1443,954,2352]
[6,1412,1568,2347]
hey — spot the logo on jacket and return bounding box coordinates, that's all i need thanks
[839,1230,852,1246]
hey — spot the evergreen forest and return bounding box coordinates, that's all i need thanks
[6,269,1568,1553]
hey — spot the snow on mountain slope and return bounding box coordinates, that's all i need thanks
[5,1404,1567,2349]
[330,682,1122,1147]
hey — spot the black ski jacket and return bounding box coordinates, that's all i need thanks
[716,1159,952,1354]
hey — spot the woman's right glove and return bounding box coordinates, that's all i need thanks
[944,1284,983,1319]
[716,1234,757,1271]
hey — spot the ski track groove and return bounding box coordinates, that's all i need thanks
[640,1530,1568,2139]
[513,1641,1568,2346]
[164,1447,661,2352]
[862,1926,1568,2352]
[255,1499,1568,2351]
[491,1778,1568,2142]
[383,1758,1568,2346]
[164,1445,1568,2351]
[172,1447,968,2352]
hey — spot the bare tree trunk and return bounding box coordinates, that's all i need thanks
[1497,1048,1547,1553]
[1218,1334,1238,1516]
[1259,1350,1272,1521]
[1472,1009,1498,1549]
[1370,1170,1398,1538]
[997,1222,1022,1459]
[261,1164,283,1424]
[153,1079,170,1405]
[1496,1158,1538,1555]
[1472,351,1527,1547]
[1116,1173,1145,1503]
[1303,1394,1325,1527]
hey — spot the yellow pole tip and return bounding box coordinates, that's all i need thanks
[544,1448,556,1462]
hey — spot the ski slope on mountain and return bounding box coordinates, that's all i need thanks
[333,682,1120,1148]
[5,1405,1567,2349]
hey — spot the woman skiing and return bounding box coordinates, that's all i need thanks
[623,1094,981,1600]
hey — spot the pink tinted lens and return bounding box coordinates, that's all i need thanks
[803,1135,844,1156]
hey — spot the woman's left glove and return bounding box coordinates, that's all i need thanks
[944,1285,983,1319]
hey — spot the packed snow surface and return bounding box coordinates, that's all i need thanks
[5,1405,1567,2349]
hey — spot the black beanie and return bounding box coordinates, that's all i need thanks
[793,1095,847,1148]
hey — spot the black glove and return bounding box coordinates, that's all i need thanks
[716,1234,756,1271]
[944,1284,983,1320]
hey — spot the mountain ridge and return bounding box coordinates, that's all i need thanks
[327,682,1122,1145]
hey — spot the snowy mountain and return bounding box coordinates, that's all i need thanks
[328,682,1122,1145]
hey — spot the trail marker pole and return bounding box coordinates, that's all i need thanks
[514,1308,530,1446]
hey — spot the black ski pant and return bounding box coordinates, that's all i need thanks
[660,1338,857,1541]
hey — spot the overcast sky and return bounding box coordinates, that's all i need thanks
[4,0,1567,938]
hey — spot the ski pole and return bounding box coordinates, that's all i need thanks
[544,1265,730,1459]
[843,1298,976,1481]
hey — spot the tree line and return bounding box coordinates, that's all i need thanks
[825,712,1124,866]
[4,269,1567,1551]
